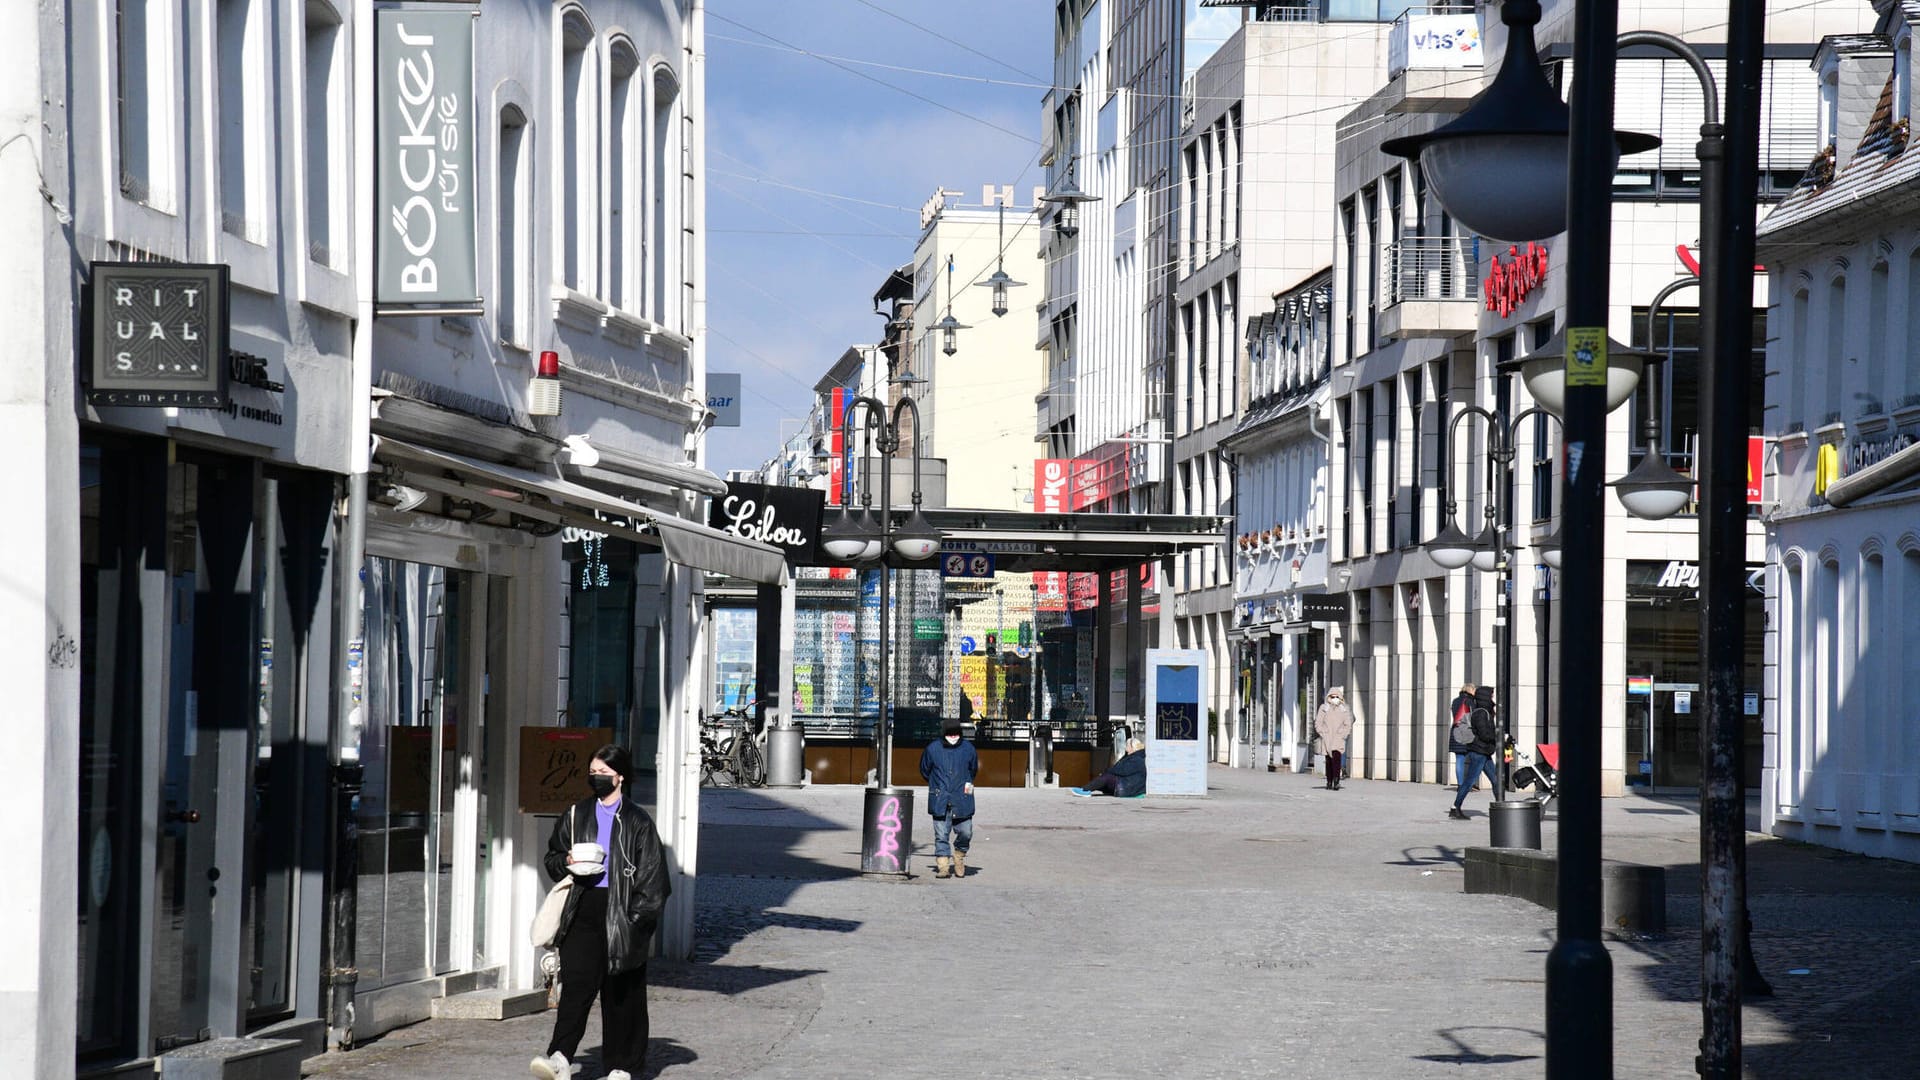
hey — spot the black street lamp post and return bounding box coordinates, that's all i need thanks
[1430,402,1563,818]
[1382,0,1647,1071]
[823,391,941,875]
[1387,1,1768,1074]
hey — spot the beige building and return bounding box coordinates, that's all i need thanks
[911,191,1046,511]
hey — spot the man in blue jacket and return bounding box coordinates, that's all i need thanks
[1071,738,1146,797]
[919,719,979,879]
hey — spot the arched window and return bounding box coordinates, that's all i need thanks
[651,65,681,328]
[1823,275,1846,421]
[497,104,531,346]
[608,41,641,311]
[1868,260,1890,410]
[559,10,597,291]
[217,0,268,241]
[1906,249,1920,396]
[118,0,179,210]
[1780,556,1803,810]
[304,0,346,268]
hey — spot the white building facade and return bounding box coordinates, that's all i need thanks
[1173,8,1394,764]
[1758,1,1920,862]
[8,3,781,1077]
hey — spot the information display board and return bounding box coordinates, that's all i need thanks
[1144,648,1208,796]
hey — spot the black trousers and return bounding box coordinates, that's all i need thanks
[548,888,649,1073]
[1324,750,1344,785]
[1085,771,1120,795]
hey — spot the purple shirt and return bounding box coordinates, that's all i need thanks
[593,796,618,888]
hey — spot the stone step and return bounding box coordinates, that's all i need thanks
[157,1037,304,1080]
[431,987,550,1021]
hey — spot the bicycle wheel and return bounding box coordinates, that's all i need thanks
[711,737,740,787]
[735,737,767,788]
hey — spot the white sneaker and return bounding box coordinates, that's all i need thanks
[529,1051,575,1080]
[606,1072,632,1080]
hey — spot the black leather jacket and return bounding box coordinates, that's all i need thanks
[544,796,672,974]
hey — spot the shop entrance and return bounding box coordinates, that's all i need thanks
[359,559,498,988]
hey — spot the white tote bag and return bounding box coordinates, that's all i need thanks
[530,806,578,948]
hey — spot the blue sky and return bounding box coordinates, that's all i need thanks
[701,1,1240,474]
[702,0,1052,472]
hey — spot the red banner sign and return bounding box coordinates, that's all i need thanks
[1748,436,1765,503]
[1484,241,1549,318]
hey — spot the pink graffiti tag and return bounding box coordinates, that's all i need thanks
[872,796,903,870]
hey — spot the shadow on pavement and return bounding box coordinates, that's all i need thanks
[691,787,866,964]
[640,1037,697,1078]
[568,1036,697,1080]
[1411,1025,1542,1065]
[1388,843,1469,869]
[650,959,828,995]
[1611,834,1920,1077]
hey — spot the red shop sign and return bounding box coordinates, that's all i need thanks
[1484,241,1549,318]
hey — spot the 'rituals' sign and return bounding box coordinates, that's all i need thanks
[87,262,230,407]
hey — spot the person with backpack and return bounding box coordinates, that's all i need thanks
[1449,685,1500,820]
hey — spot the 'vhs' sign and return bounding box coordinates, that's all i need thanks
[87,262,231,407]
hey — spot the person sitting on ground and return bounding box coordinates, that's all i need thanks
[1071,738,1146,797]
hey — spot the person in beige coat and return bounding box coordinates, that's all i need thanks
[1313,687,1354,790]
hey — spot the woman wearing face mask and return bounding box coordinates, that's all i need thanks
[919,719,979,879]
[531,745,671,1080]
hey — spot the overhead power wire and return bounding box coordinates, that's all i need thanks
[708,9,1039,146]
[844,0,1050,82]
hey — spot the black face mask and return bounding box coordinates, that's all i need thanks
[587,773,618,799]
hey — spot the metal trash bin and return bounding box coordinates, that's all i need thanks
[765,718,804,788]
[1489,798,1543,849]
[1028,724,1054,787]
[860,786,914,876]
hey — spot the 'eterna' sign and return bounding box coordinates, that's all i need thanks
[708,481,823,565]
[86,262,231,408]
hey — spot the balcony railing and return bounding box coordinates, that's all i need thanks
[1383,237,1479,306]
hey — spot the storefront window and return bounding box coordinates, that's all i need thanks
[1624,559,1766,788]
[77,440,161,1061]
[565,534,638,732]
[711,607,757,710]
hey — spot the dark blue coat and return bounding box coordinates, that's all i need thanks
[919,738,979,818]
[1106,748,1148,797]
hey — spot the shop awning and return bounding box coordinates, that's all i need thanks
[373,437,785,583]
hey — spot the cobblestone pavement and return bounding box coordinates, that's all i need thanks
[303,766,1920,1079]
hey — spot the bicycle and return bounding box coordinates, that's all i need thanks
[699,697,769,788]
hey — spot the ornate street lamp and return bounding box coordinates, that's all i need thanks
[975,202,1027,317]
[1041,162,1098,238]
[1392,0,1771,1071]
[1496,326,1649,416]
[1381,0,1657,242]
[828,387,944,877]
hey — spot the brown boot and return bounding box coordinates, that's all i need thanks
[934,856,950,879]
[953,851,967,878]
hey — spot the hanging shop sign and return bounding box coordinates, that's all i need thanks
[1295,591,1349,623]
[1484,241,1549,318]
[86,261,231,407]
[707,373,742,427]
[375,7,480,313]
[708,480,823,564]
